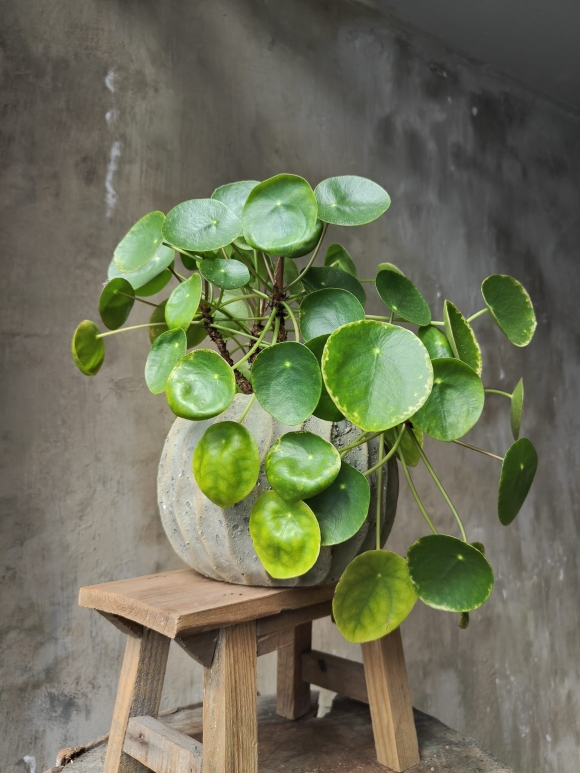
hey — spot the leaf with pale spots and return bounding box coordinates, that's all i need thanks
[193,421,260,508]
[249,491,321,579]
[333,551,417,643]
[265,432,341,502]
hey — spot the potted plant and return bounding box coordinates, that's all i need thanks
[72,173,537,643]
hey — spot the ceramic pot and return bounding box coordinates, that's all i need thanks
[158,393,398,586]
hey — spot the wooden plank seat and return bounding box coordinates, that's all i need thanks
[79,568,419,773]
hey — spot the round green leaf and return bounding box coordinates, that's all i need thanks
[385,426,423,468]
[148,301,206,347]
[299,288,365,341]
[282,219,324,259]
[99,278,135,330]
[165,273,202,331]
[333,551,417,643]
[314,175,391,226]
[211,180,260,219]
[377,262,404,275]
[193,421,260,507]
[322,320,433,432]
[376,270,431,326]
[265,431,341,502]
[407,534,494,612]
[308,461,370,545]
[304,335,344,421]
[411,358,484,442]
[498,438,537,525]
[242,174,318,257]
[482,275,536,347]
[71,320,105,376]
[249,491,320,579]
[199,258,250,290]
[166,349,235,420]
[510,378,524,441]
[417,325,454,360]
[163,199,242,252]
[302,266,366,306]
[444,300,483,376]
[324,243,357,277]
[113,211,165,273]
[108,245,175,291]
[251,342,322,425]
[144,329,187,395]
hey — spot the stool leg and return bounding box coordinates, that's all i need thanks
[361,627,419,772]
[276,621,312,719]
[202,621,258,773]
[103,628,170,773]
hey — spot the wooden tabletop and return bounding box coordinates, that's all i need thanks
[79,569,336,638]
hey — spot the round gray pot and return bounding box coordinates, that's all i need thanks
[158,394,398,587]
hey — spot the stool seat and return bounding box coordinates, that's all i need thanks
[79,568,336,638]
[80,569,420,773]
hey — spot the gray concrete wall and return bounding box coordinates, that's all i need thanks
[1,2,578,772]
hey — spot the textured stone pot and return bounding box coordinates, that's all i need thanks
[158,393,399,587]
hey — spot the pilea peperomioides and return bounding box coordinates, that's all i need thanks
[72,173,538,642]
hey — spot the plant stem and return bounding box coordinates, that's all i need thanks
[467,308,489,323]
[168,265,185,283]
[399,448,438,534]
[407,430,467,542]
[364,425,405,477]
[117,291,158,308]
[360,279,376,283]
[339,430,385,457]
[96,322,165,338]
[209,324,268,343]
[282,301,300,341]
[234,308,277,369]
[376,434,384,550]
[284,222,329,292]
[165,244,200,262]
[485,388,512,398]
[262,253,275,285]
[238,394,256,424]
[430,321,445,327]
[219,293,261,307]
[452,439,504,461]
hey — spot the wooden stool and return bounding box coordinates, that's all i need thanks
[79,569,419,773]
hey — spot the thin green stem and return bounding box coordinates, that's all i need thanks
[376,434,384,550]
[364,425,405,477]
[360,279,376,283]
[272,314,281,343]
[430,320,445,327]
[262,253,275,286]
[220,247,229,260]
[96,322,164,338]
[407,430,467,542]
[238,394,256,424]
[284,222,329,292]
[234,308,277,369]
[467,308,489,324]
[208,324,265,342]
[168,265,186,283]
[452,439,504,461]
[118,291,158,308]
[389,310,394,324]
[165,243,200,262]
[485,388,512,399]
[339,430,381,457]
[281,301,300,341]
[399,448,438,534]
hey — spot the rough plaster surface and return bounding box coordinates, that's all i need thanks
[0,2,578,772]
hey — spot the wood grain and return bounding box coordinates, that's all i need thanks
[361,628,419,772]
[124,716,202,773]
[175,630,219,669]
[256,600,332,637]
[103,628,170,773]
[276,622,312,720]
[79,569,336,638]
[301,650,369,704]
[202,622,258,773]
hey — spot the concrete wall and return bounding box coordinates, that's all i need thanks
[1,2,578,771]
